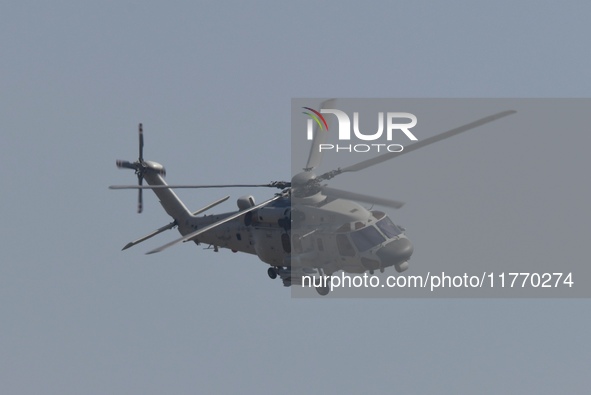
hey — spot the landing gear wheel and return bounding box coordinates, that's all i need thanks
[316,285,330,296]
[315,275,330,296]
[267,267,278,280]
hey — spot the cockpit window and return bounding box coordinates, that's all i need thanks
[350,226,385,252]
[376,217,402,238]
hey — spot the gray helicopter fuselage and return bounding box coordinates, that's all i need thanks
[141,163,412,275]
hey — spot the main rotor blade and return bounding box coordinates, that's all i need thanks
[321,186,405,209]
[305,99,336,171]
[191,195,230,216]
[123,221,177,250]
[146,193,285,254]
[318,110,516,181]
[109,182,290,190]
[122,196,230,251]
[138,123,144,162]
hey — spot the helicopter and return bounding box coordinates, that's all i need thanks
[110,103,515,295]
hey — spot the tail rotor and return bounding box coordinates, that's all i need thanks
[116,123,166,213]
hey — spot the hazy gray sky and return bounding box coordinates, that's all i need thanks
[1,1,590,394]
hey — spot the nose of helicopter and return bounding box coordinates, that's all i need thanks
[376,238,414,265]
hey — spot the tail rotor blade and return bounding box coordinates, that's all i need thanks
[116,160,135,169]
[137,175,143,213]
[115,123,152,214]
[138,123,144,162]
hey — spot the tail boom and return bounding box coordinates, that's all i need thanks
[143,169,192,222]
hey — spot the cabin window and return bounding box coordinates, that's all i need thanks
[336,234,355,257]
[376,217,402,239]
[350,226,385,252]
[316,239,324,251]
[372,211,385,220]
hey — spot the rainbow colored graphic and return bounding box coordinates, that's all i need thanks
[302,107,329,131]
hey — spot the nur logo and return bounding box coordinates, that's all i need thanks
[303,106,419,153]
[302,107,329,140]
[303,107,418,141]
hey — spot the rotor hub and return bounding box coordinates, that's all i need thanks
[291,171,322,198]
